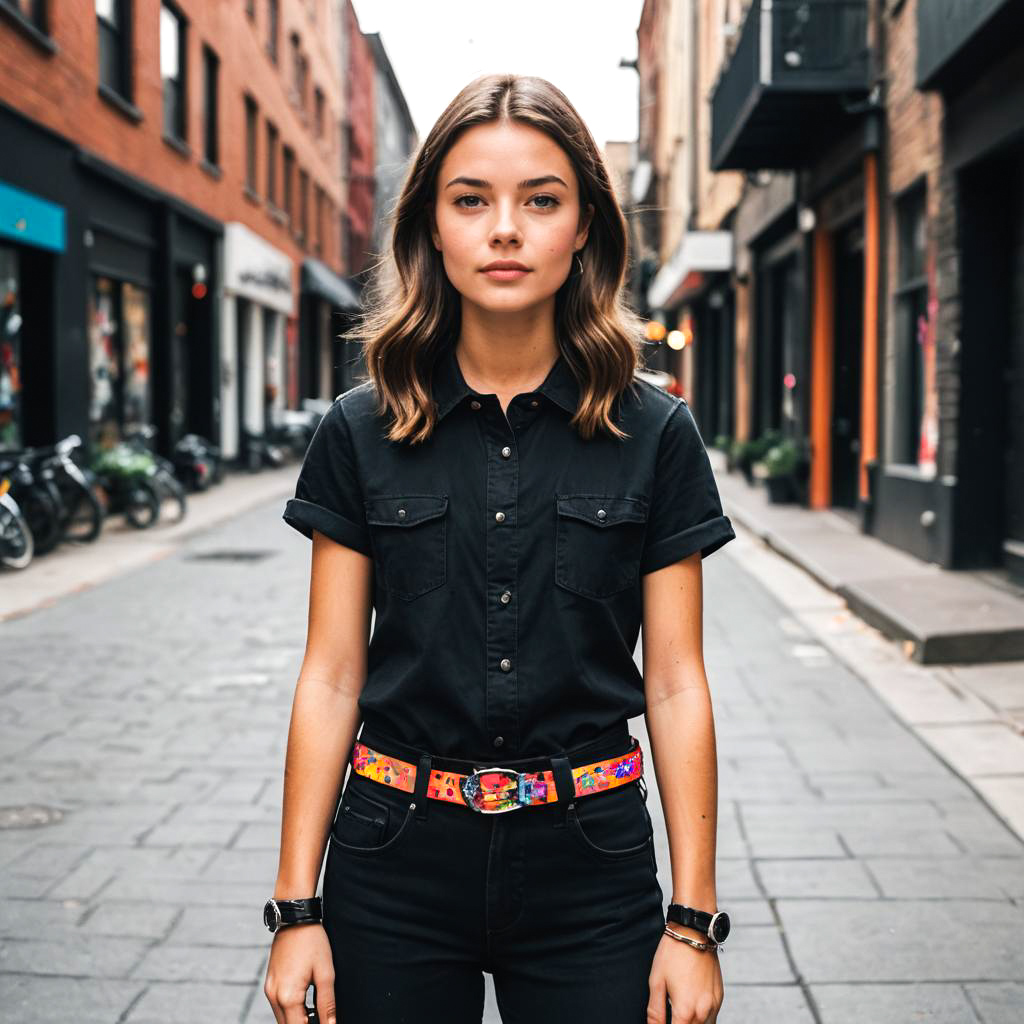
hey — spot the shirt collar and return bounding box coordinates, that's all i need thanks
[431,339,581,421]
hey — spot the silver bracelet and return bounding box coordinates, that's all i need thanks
[663,924,719,952]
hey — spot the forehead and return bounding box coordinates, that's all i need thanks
[438,121,575,188]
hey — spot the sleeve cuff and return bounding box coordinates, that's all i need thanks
[282,498,372,556]
[639,515,736,575]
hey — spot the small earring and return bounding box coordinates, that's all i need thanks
[574,253,584,277]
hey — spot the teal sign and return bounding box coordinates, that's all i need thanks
[0,180,66,252]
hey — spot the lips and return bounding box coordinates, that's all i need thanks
[481,260,530,272]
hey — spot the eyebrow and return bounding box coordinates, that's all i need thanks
[443,175,569,191]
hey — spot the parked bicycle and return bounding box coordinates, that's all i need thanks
[0,459,33,570]
[122,425,188,524]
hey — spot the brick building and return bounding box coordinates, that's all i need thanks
[0,0,365,466]
[634,0,1024,579]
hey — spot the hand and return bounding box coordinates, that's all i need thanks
[264,923,336,1024]
[647,931,724,1023]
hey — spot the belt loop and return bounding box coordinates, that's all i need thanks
[413,752,432,821]
[549,753,576,829]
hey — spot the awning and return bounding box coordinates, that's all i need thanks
[647,231,733,310]
[301,258,361,312]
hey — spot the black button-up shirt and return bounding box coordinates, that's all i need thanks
[283,340,735,761]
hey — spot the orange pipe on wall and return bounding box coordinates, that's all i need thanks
[860,151,880,501]
[809,223,834,509]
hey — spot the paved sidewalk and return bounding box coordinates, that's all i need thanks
[0,464,299,623]
[716,463,1024,663]
[0,491,1022,1021]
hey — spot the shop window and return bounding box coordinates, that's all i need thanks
[0,247,23,452]
[96,0,129,99]
[88,276,152,450]
[160,3,186,143]
[202,44,219,168]
[894,182,929,466]
[244,95,259,194]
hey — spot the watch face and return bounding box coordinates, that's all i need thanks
[263,899,280,932]
[710,911,730,944]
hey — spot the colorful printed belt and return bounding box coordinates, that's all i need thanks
[350,736,645,814]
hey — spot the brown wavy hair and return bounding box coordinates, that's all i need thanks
[340,73,647,443]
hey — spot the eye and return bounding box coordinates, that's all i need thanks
[454,194,484,208]
[529,194,560,209]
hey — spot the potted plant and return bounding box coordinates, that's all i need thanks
[760,437,803,504]
[713,434,733,471]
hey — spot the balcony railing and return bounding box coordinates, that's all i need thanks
[710,0,870,171]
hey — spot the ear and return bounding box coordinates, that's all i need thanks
[576,202,595,249]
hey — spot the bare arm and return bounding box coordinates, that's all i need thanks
[274,528,374,898]
[642,550,719,927]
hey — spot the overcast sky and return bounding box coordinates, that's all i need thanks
[350,1,645,149]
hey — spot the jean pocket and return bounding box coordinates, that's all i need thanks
[555,494,648,598]
[364,493,448,600]
[329,781,417,858]
[565,780,654,863]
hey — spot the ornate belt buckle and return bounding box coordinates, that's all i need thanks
[460,767,524,813]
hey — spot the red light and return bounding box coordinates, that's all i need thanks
[784,373,796,390]
[192,282,207,300]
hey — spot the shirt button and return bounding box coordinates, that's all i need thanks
[501,446,512,458]
[500,590,511,604]
[470,400,481,410]
[493,736,504,748]
[596,508,607,521]
[495,511,506,523]
[500,658,512,672]
[530,399,538,407]
[397,508,407,519]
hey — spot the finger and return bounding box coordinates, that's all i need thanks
[281,984,313,1024]
[313,963,337,1024]
[647,977,668,1024]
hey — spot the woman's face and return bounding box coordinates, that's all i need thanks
[431,120,594,316]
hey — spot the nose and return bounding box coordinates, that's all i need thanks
[489,198,522,247]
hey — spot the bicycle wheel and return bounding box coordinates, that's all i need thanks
[0,502,34,570]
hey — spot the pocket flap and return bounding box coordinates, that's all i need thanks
[364,494,448,527]
[555,494,648,527]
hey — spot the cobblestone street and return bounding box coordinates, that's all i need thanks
[1,496,1022,1022]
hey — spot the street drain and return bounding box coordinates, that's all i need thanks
[0,805,65,829]
[184,549,277,563]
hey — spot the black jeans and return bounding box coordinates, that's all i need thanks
[321,719,667,1023]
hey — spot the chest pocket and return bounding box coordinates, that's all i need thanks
[554,494,648,598]
[364,494,448,600]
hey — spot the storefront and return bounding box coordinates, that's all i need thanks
[298,258,361,403]
[221,222,294,463]
[646,230,733,426]
[0,181,65,453]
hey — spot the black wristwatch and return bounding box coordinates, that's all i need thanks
[263,897,323,934]
[666,903,731,946]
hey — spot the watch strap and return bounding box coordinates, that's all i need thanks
[666,903,713,933]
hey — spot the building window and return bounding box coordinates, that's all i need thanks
[2,0,47,32]
[298,168,309,245]
[314,86,324,137]
[282,145,295,227]
[894,182,928,466]
[96,0,129,98]
[202,45,219,167]
[266,0,278,62]
[244,95,258,194]
[160,3,186,142]
[313,185,323,255]
[265,121,279,207]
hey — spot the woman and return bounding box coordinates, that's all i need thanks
[265,73,734,1024]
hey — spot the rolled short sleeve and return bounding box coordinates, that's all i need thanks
[282,399,372,555]
[639,399,735,574]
